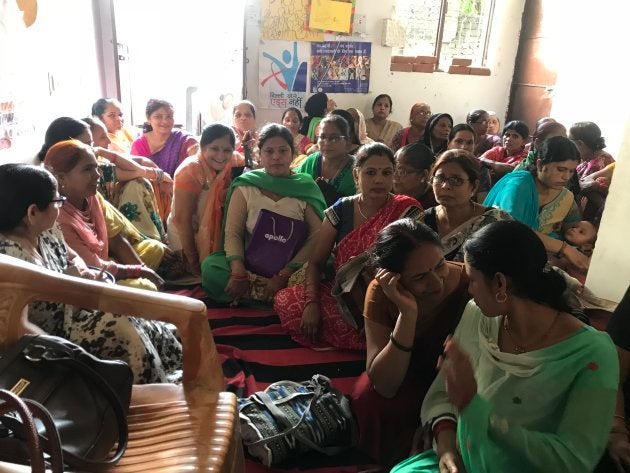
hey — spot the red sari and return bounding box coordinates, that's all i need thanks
[275,194,421,350]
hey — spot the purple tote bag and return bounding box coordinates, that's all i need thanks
[244,209,308,278]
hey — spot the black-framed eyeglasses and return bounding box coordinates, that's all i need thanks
[430,175,469,187]
[50,196,67,208]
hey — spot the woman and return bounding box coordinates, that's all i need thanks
[514,119,567,171]
[570,121,615,179]
[295,115,357,206]
[365,94,403,148]
[130,98,199,177]
[422,113,453,156]
[483,136,588,270]
[486,110,501,136]
[393,220,618,473]
[467,109,501,157]
[446,123,476,154]
[275,143,422,350]
[169,124,244,276]
[91,97,136,153]
[393,142,437,209]
[300,92,334,141]
[351,218,471,469]
[0,163,182,384]
[391,102,432,152]
[479,120,530,179]
[44,140,164,291]
[346,107,373,145]
[419,150,512,261]
[84,117,168,242]
[282,107,314,164]
[331,109,361,155]
[231,100,258,164]
[201,124,325,305]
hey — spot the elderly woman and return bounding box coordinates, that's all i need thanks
[391,102,432,152]
[484,136,588,271]
[0,163,182,383]
[91,97,136,153]
[276,143,421,350]
[130,98,199,177]
[44,140,164,291]
[231,100,258,165]
[419,149,512,261]
[393,142,437,209]
[423,113,453,156]
[467,109,502,157]
[201,124,325,305]
[350,218,471,469]
[295,114,357,206]
[169,124,244,276]
[365,94,403,148]
[392,220,618,473]
[486,110,501,136]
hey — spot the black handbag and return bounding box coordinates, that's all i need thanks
[0,334,133,470]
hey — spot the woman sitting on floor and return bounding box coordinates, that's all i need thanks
[91,97,136,153]
[201,124,325,305]
[392,220,618,473]
[346,107,373,146]
[365,94,403,148]
[478,120,530,182]
[393,142,437,209]
[446,123,476,155]
[391,102,432,152]
[295,114,357,206]
[423,113,453,157]
[44,140,164,291]
[231,100,259,167]
[0,163,182,383]
[300,92,334,142]
[467,109,501,157]
[275,142,422,350]
[418,150,512,261]
[351,218,471,469]
[282,107,314,165]
[514,119,567,171]
[483,135,588,271]
[169,124,244,277]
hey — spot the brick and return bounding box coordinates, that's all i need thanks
[414,55,438,64]
[390,62,414,72]
[469,67,491,76]
[412,63,435,73]
[391,56,415,64]
[451,58,472,66]
[448,65,470,75]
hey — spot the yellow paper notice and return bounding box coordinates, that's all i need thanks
[309,0,353,34]
[261,0,324,42]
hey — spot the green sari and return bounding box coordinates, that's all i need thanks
[201,169,325,304]
[392,301,618,473]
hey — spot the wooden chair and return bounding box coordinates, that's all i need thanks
[0,254,244,472]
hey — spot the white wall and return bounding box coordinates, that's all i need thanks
[245,0,526,127]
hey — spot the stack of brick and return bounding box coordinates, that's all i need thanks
[447,58,491,76]
[390,55,437,73]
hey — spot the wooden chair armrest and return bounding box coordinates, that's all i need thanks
[0,255,223,391]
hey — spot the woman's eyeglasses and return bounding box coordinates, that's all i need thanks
[317,134,346,143]
[430,175,469,187]
[50,196,67,208]
[413,110,432,118]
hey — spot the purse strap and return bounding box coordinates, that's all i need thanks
[245,383,349,456]
[0,390,63,473]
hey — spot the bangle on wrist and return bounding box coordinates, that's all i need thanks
[389,332,413,352]
[433,419,457,437]
[230,272,248,281]
[555,241,567,258]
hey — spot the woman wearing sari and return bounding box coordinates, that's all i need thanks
[300,92,336,141]
[201,124,325,305]
[295,114,357,206]
[418,150,512,262]
[130,98,199,177]
[275,142,422,350]
[391,102,432,152]
[393,220,618,473]
[467,109,502,157]
[91,97,136,153]
[283,107,315,167]
[570,121,615,179]
[365,94,403,148]
[0,163,183,384]
[169,124,244,276]
[423,113,453,157]
[44,140,165,291]
[393,142,438,209]
[483,136,589,271]
[479,120,530,180]
[346,107,373,145]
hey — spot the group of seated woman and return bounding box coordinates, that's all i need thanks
[3,89,625,472]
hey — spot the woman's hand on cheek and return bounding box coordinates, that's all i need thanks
[375,268,417,314]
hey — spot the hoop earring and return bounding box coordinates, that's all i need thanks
[495,292,507,303]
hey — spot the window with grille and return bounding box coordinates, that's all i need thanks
[394,0,495,69]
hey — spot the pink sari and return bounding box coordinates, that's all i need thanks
[275,194,421,349]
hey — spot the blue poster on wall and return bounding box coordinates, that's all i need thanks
[310,41,371,93]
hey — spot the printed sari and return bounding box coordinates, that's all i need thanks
[275,194,422,350]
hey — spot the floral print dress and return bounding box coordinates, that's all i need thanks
[0,226,182,384]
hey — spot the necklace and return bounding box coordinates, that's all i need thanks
[322,155,348,182]
[357,194,390,221]
[502,311,560,354]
